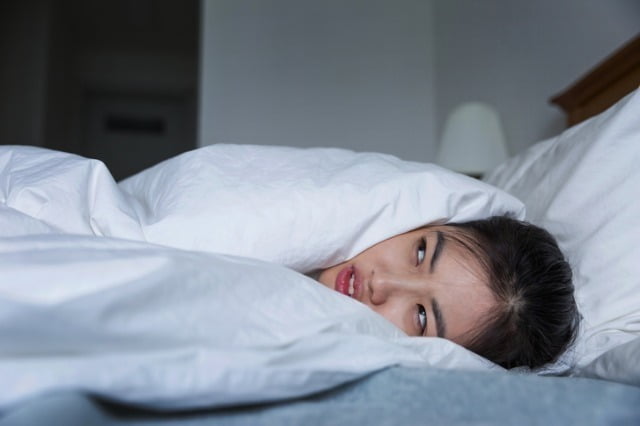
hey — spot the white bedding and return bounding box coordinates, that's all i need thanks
[1,234,496,410]
[485,88,640,383]
[4,87,638,410]
[0,144,518,411]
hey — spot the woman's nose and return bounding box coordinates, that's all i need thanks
[368,270,420,305]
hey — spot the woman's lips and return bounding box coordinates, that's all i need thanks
[334,265,360,300]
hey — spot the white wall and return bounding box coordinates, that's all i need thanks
[199,0,640,162]
[199,0,436,162]
[434,0,640,156]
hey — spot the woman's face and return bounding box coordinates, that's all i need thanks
[317,226,497,346]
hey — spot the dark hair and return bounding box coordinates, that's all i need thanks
[444,215,580,369]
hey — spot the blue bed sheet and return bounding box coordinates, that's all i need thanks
[3,367,640,426]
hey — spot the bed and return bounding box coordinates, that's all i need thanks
[2,35,640,425]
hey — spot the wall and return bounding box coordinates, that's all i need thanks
[3,1,639,162]
[199,0,640,162]
[434,0,640,156]
[199,0,436,162]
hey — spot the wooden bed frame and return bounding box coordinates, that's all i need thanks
[550,34,640,126]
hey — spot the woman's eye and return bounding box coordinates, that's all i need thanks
[416,304,427,335]
[416,238,426,265]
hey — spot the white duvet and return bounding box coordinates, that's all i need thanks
[0,144,523,411]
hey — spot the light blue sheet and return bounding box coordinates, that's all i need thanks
[3,367,640,426]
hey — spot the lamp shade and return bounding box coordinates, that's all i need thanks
[436,102,508,176]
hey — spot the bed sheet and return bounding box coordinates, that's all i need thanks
[2,367,639,426]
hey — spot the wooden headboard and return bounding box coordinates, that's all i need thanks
[550,34,640,126]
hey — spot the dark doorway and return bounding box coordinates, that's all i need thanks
[1,0,200,180]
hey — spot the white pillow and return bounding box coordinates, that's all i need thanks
[0,145,143,239]
[574,336,640,387]
[120,144,524,272]
[484,89,640,371]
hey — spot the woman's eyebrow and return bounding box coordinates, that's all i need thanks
[429,231,445,273]
[432,299,446,338]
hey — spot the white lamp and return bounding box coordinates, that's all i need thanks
[436,102,508,178]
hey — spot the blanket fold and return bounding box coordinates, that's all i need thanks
[0,144,518,411]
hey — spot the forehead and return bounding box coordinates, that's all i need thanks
[430,226,488,279]
[430,228,485,277]
[428,227,496,341]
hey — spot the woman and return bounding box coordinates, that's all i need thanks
[316,215,580,369]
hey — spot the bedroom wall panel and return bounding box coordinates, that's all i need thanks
[198,0,437,162]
